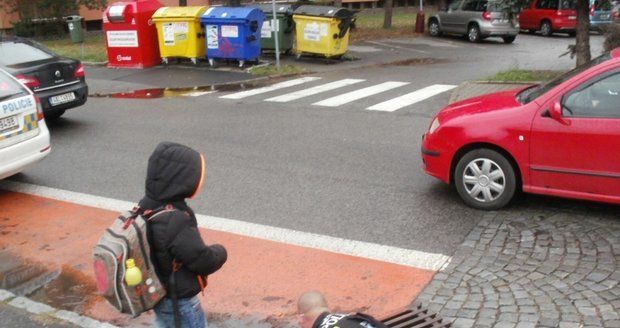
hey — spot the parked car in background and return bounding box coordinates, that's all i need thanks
[590,0,614,31]
[519,0,577,36]
[422,48,620,210]
[0,68,50,179]
[613,1,620,21]
[428,0,520,43]
[0,37,88,120]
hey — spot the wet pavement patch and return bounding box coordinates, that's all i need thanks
[0,249,60,296]
[29,265,98,314]
[89,79,276,100]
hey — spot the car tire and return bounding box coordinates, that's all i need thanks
[540,20,553,36]
[467,24,482,43]
[429,19,442,37]
[454,149,517,210]
[44,110,65,121]
[502,36,517,43]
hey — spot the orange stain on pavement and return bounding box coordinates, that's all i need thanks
[0,191,436,325]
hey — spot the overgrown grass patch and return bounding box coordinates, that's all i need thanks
[350,7,436,42]
[40,34,107,63]
[485,69,565,82]
[248,64,308,76]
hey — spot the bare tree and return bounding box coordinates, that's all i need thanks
[574,0,591,65]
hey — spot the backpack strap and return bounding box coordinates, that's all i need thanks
[140,204,183,328]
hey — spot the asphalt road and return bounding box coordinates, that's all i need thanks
[11,33,609,257]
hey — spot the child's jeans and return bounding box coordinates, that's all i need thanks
[154,295,207,328]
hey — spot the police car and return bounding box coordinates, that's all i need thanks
[0,68,51,179]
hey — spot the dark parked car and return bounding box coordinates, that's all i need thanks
[0,37,88,120]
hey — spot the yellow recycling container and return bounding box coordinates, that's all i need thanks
[292,6,356,59]
[152,6,208,64]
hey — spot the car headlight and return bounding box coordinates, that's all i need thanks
[428,118,440,134]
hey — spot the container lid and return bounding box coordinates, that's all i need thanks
[201,6,262,20]
[153,6,208,19]
[253,4,294,15]
[292,5,355,19]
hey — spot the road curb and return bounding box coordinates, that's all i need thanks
[0,289,118,328]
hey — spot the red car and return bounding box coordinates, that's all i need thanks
[519,0,577,36]
[422,48,620,210]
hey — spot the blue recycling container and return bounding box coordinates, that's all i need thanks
[200,7,265,67]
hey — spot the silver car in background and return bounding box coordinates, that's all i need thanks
[428,0,520,43]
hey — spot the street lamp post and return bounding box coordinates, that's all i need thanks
[271,0,280,69]
[415,0,425,33]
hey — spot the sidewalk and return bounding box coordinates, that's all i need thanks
[415,202,620,328]
[0,186,436,327]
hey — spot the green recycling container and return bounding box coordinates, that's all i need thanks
[64,15,84,43]
[255,4,294,53]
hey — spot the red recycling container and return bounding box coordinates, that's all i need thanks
[103,0,163,69]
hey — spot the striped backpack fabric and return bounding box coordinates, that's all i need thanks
[92,207,172,317]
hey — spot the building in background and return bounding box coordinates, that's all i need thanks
[0,0,215,31]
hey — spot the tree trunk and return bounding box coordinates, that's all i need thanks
[384,0,393,28]
[437,0,447,11]
[575,0,591,66]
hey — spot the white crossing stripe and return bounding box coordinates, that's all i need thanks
[183,91,216,97]
[367,84,457,112]
[265,79,366,103]
[219,77,322,99]
[313,81,410,107]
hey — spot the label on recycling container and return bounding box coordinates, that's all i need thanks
[107,30,138,47]
[174,22,188,33]
[206,25,218,49]
[221,25,238,38]
[303,22,321,41]
[320,23,329,37]
[163,23,175,45]
[261,19,279,38]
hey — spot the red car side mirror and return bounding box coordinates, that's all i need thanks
[550,101,571,125]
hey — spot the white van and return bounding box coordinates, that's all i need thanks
[0,68,50,179]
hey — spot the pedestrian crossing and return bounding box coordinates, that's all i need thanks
[205,77,456,112]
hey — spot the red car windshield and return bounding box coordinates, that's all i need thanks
[518,53,612,104]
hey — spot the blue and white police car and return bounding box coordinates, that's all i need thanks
[0,68,50,179]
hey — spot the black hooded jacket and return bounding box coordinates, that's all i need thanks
[140,142,227,299]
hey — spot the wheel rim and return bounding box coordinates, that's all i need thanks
[468,27,478,41]
[430,22,439,35]
[462,158,506,203]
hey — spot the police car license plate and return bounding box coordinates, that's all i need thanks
[49,92,76,106]
[0,115,19,134]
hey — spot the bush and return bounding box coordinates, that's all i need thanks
[12,18,66,38]
[603,24,620,52]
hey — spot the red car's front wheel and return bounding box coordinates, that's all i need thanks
[454,149,517,210]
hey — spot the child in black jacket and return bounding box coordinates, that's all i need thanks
[140,142,227,328]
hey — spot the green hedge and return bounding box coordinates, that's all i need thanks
[12,18,67,38]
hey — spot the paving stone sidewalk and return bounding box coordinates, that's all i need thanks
[416,206,620,328]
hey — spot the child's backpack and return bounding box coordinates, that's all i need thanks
[92,207,173,317]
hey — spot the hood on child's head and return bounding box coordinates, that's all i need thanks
[145,142,206,202]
